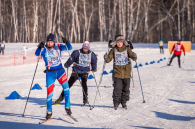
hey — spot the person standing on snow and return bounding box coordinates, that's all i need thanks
[22,44,28,59]
[0,41,5,55]
[104,35,137,110]
[54,41,97,106]
[159,40,164,54]
[168,40,185,68]
[35,33,73,120]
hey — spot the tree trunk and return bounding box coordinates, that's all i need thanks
[181,0,185,40]
[47,0,53,34]
[99,0,103,41]
[11,0,19,42]
[128,0,134,40]
[177,0,181,40]
[108,0,117,40]
[144,0,149,43]
[187,0,192,41]
[32,0,39,43]
[131,0,141,41]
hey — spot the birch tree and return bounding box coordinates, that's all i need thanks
[11,0,19,42]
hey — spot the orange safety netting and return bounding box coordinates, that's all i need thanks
[0,52,43,67]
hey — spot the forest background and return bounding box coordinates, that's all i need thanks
[0,0,195,43]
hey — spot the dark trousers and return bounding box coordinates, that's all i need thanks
[58,72,89,101]
[113,77,130,107]
[169,54,181,67]
[159,46,164,54]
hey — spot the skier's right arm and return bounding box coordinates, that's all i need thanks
[64,50,78,68]
[171,44,175,54]
[35,42,45,56]
[104,49,113,63]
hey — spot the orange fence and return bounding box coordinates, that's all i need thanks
[0,52,42,67]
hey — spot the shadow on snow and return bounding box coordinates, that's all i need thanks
[0,120,101,129]
[169,99,195,104]
[132,126,163,129]
[153,111,195,121]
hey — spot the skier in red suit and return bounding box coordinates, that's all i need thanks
[168,40,185,68]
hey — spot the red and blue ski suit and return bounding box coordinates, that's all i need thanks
[35,43,72,112]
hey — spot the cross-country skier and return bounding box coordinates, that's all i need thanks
[22,44,28,59]
[104,35,137,110]
[159,40,164,54]
[168,40,185,68]
[54,41,97,106]
[35,33,72,120]
[0,41,5,55]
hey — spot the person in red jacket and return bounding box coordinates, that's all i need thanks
[168,40,185,68]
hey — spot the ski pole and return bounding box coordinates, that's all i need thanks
[167,53,172,65]
[22,51,42,117]
[64,44,92,108]
[90,71,103,110]
[67,68,68,78]
[183,55,185,63]
[99,61,106,86]
[135,60,145,103]
[131,61,135,87]
[92,71,102,99]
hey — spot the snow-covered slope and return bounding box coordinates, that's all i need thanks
[0,43,195,129]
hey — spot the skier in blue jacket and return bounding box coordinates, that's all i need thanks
[35,33,72,120]
[54,41,97,106]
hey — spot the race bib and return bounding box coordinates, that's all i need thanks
[46,48,61,68]
[159,42,163,46]
[175,44,181,51]
[78,52,91,67]
[115,49,129,66]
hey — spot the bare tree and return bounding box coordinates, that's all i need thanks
[11,0,19,42]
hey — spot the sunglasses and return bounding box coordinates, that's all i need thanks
[117,40,124,43]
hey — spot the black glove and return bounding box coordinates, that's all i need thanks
[170,52,172,54]
[62,37,69,44]
[104,52,108,60]
[91,69,97,72]
[184,53,185,56]
[64,64,69,68]
[38,42,45,49]
[127,40,133,49]
[132,52,137,61]
[108,39,112,48]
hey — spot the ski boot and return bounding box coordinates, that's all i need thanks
[114,103,119,110]
[122,104,127,110]
[45,112,52,120]
[65,108,72,115]
[82,97,89,107]
[167,64,170,66]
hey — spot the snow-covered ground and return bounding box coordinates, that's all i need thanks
[0,43,195,129]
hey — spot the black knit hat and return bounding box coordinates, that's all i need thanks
[46,33,56,42]
[115,35,124,41]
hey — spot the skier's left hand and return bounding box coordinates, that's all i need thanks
[132,52,137,61]
[104,52,108,60]
[127,40,133,49]
[62,37,69,44]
